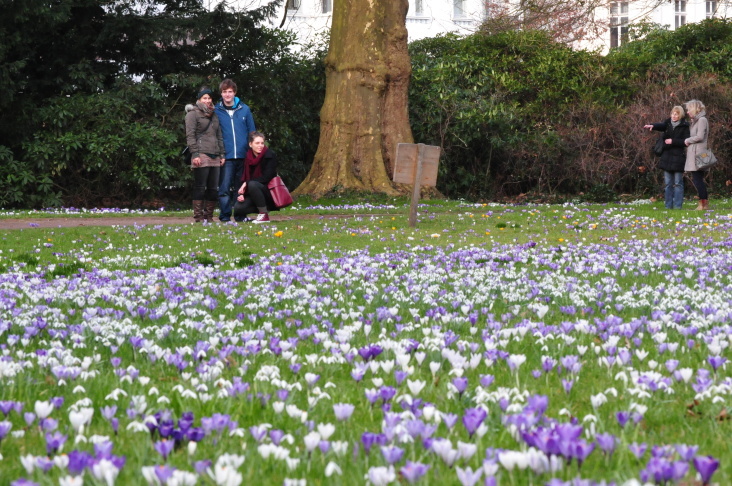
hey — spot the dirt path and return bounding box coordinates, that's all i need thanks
[0,213,388,230]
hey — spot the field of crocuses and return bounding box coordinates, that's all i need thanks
[0,199,730,486]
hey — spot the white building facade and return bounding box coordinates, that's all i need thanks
[247,0,730,53]
[602,1,729,51]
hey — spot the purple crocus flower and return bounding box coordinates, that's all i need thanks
[0,421,11,441]
[10,479,39,486]
[452,377,468,396]
[479,374,495,387]
[568,439,595,467]
[526,395,548,415]
[629,442,648,459]
[675,444,699,462]
[379,386,397,402]
[155,464,176,484]
[249,425,268,443]
[665,359,679,373]
[693,455,720,485]
[442,412,459,430]
[708,356,727,372]
[361,432,387,455]
[333,403,355,421]
[67,450,93,476]
[23,412,36,427]
[100,406,117,421]
[616,411,630,428]
[405,419,425,439]
[595,433,617,457]
[456,466,483,486]
[319,440,331,454]
[400,461,430,484]
[269,429,285,445]
[45,431,68,456]
[94,440,114,459]
[462,408,487,438]
[0,401,15,416]
[50,397,64,409]
[640,457,688,484]
[365,389,380,405]
[381,445,405,464]
[193,459,212,475]
[40,418,58,432]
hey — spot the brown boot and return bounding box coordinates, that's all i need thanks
[695,200,704,210]
[203,200,217,222]
[701,199,710,210]
[193,200,204,222]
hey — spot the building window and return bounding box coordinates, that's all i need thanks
[706,1,717,18]
[609,2,629,48]
[675,1,686,28]
[453,0,465,18]
[414,0,424,16]
[286,0,300,9]
[322,0,332,14]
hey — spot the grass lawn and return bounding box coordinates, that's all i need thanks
[0,196,729,486]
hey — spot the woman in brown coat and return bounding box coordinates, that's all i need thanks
[185,86,225,222]
[684,99,710,210]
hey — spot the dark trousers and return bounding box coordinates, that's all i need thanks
[192,166,220,201]
[218,158,244,221]
[233,180,268,220]
[691,171,708,200]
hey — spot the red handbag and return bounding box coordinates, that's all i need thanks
[267,175,293,209]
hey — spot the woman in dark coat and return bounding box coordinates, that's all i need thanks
[644,105,690,209]
[234,131,278,223]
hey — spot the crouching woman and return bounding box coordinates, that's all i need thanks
[234,131,277,223]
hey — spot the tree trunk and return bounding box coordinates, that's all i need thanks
[294,0,413,197]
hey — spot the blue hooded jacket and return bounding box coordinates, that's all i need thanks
[214,97,256,159]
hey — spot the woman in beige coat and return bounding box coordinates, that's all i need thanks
[185,87,225,222]
[684,99,710,210]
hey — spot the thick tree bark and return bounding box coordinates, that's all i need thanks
[294,0,413,197]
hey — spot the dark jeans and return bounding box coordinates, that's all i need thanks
[218,158,244,221]
[691,171,708,200]
[233,180,268,220]
[192,166,220,201]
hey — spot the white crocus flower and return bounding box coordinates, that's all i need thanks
[407,379,426,396]
[317,423,335,440]
[34,400,54,419]
[216,454,246,469]
[303,431,321,453]
[366,466,396,486]
[498,450,529,471]
[325,461,342,477]
[59,476,84,486]
[92,458,120,486]
[20,454,36,474]
[208,464,243,486]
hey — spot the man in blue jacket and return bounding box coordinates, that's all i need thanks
[215,79,257,222]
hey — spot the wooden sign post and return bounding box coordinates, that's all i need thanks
[394,143,440,227]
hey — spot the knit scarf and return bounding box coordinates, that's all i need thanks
[196,100,214,118]
[243,146,268,183]
[670,119,680,129]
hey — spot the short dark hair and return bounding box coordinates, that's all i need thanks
[219,79,237,93]
[248,131,265,143]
